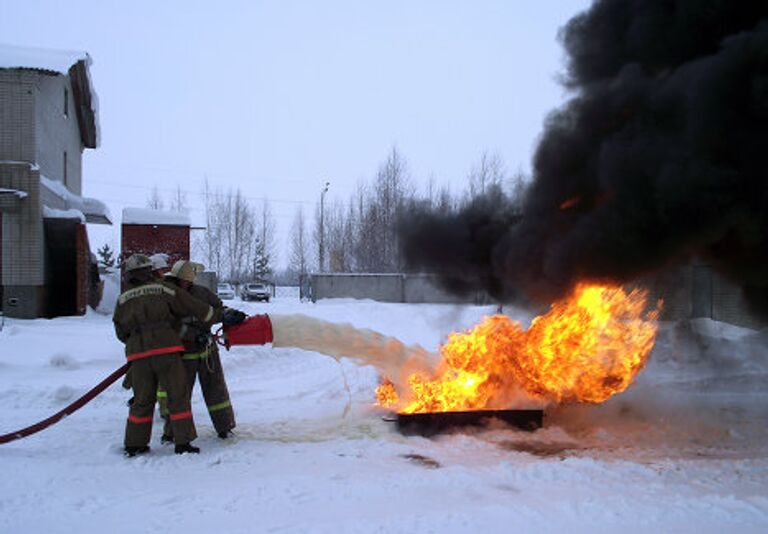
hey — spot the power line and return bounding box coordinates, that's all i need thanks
[87,179,320,207]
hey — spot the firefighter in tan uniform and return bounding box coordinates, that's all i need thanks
[113,254,218,456]
[120,254,172,395]
[159,260,245,441]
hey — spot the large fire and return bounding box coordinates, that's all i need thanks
[376,283,662,413]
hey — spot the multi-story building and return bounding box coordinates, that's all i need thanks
[0,43,110,318]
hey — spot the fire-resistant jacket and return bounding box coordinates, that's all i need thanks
[113,280,215,361]
[179,284,225,353]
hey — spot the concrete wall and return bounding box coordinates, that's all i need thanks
[0,70,36,162]
[2,285,43,318]
[0,69,83,193]
[0,69,90,318]
[640,263,763,329]
[312,267,765,329]
[312,273,404,302]
[638,266,692,321]
[711,271,764,329]
[311,273,487,304]
[1,163,43,285]
[35,73,83,194]
[0,163,44,318]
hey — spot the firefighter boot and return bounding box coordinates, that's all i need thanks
[124,445,150,457]
[175,443,200,454]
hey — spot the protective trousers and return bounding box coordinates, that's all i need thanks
[125,353,197,447]
[159,345,235,437]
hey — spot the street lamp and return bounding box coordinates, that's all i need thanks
[319,181,330,272]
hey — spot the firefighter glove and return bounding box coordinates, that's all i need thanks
[196,331,212,346]
[222,309,247,326]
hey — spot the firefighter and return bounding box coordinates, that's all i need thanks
[159,260,245,442]
[121,254,173,394]
[113,254,218,456]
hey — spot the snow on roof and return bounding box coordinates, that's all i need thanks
[0,160,39,171]
[42,205,85,222]
[40,175,112,224]
[81,196,111,224]
[0,43,100,148]
[0,42,88,74]
[0,188,28,199]
[122,207,191,226]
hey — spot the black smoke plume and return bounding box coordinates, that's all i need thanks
[399,0,768,314]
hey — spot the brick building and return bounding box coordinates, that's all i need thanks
[120,207,191,290]
[0,43,110,318]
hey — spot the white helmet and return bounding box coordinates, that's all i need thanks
[149,253,169,271]
[124,254,152,272]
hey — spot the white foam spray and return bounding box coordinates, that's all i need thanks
[270,314,434,389]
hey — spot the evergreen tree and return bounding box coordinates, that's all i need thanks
[253,239,272,279]
[97,243,116,269]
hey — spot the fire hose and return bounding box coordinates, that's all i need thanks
[0,315,274,445]
[0,363,130,444]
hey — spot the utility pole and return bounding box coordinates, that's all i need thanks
[319,181,330,272]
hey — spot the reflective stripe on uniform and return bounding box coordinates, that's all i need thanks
[170,411,193,421]
[118,283,176,305]
[128,415,153,424]
[182,348,211,360]
[156,390,167,398]
[207,400,231,413]
[204,306,214,323]
[127,345,186,361]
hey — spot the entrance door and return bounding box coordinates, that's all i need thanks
[44,218,78,317]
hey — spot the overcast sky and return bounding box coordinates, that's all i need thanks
[1,0,591,267]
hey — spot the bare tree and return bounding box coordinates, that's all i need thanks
[202,184,257,281]
[288,206,309,276]
[354,183,382,272]
[467,150,506,199]
[224,189,256,281]
[435,183,455,214]
[343,199,357,272]
[349,181,373,272]
[507,167,529,214]
[201,179,224,277]
[326,199,353,272]
[169,184,188,212]
[372,146,411,271]
[146,186,164,210]
[256,199,276,276]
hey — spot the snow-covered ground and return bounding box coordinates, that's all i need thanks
[2,290,768,533]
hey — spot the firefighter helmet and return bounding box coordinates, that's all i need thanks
[124,254,152,272]
[169,260,204,282]
[149,253,169,271]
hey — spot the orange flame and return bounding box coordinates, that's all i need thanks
[376,283,662,413]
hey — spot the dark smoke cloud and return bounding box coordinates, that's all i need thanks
[399,0,768,313]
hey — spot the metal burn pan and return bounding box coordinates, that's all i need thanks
[392,409,544,437]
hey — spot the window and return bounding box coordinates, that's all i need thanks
[64,87,68,117]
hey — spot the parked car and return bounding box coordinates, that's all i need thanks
[240,282,271,302]
[216,282,236,300]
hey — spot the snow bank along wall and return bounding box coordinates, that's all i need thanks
[311,266,764,329]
